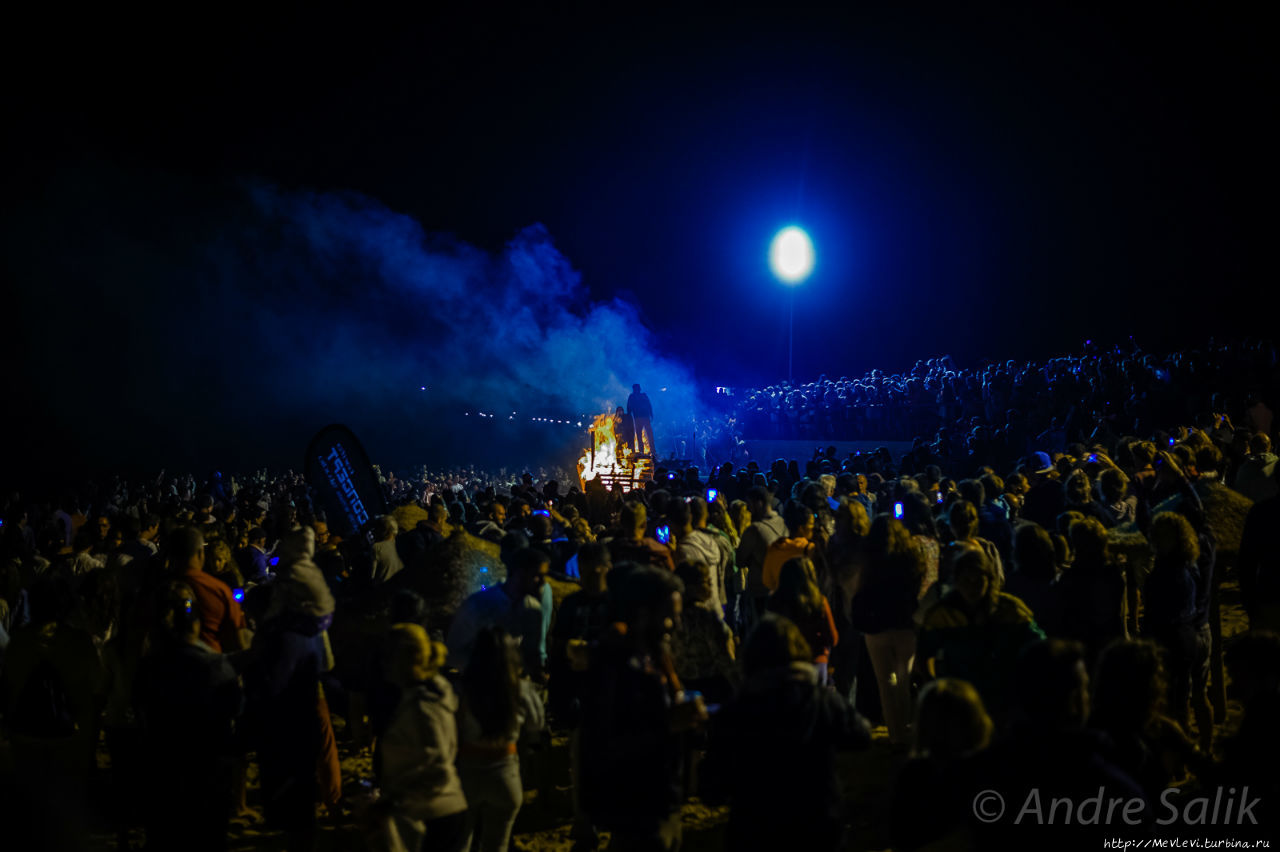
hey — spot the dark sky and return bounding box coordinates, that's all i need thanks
[3,5,1275,476]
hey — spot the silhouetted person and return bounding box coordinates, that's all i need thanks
[614,406,635,458]
[627,384,654,456]
[579,566,702,850]
[135,580,241,851]
[970,639,1149,850]
[889,679,993,851]
[701,614,870,851]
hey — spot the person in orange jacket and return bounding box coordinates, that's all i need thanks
[761,502,818,592]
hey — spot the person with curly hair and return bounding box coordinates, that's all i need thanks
[1144,511,1213,753]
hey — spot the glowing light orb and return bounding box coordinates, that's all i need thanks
[769,226,814,284]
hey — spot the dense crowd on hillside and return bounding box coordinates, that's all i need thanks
[724,338,1277,454]
[1,341,1279,851]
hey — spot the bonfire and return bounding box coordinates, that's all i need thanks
[578,411,649,491]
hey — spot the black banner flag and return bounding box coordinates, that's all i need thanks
[304,423,388,540]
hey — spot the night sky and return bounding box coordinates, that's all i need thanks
[3,6,1274,479]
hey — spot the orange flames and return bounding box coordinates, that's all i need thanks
[578,411,634,487]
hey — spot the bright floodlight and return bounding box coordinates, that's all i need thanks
[769,226,814,284]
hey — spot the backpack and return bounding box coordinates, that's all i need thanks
[10,658,77,738]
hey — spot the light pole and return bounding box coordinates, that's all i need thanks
[769,225,814,384]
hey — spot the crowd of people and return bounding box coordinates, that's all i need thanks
[724,338,1276,459]
[1,341,1279,851]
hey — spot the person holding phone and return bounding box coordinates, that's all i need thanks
[607,502,675,571]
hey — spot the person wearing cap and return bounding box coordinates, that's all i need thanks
[1020,451,1065,531]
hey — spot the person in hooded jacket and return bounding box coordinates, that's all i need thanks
[374,622,469,852]
[245,526,336,851]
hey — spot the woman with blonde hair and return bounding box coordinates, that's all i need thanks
[375,623,468,852]
[206,539,244,589]
[727,500,751,547]
[707,498,740,549]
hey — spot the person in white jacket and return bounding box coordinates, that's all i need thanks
[378,623,468,852]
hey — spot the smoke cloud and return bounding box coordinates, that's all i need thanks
[4,167,702,475]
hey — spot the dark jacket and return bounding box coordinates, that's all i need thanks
[969,727,1150,850]
[245,616,325,828]
[1239,494,1280,615]
[1021,478,1065,531]
[578,633,683,831]
[1144,557,1197,640]
[701,662,871,851]
[1052,561,1127,662]
[851,559,922,635]
[919,592,1045,716]
[627,391,653,420]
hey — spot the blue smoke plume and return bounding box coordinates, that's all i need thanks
[4,168,702,473]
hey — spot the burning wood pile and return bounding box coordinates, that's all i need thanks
[577,411,652,491]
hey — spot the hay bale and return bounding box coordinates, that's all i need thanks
[546,574,580,611]
[1192,484,1253,562]
[1108,528,1154,585]
[390,503,431,533]
[388,532,504,627]
[1148,483,1253,563]
[1109,483,1253,583]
